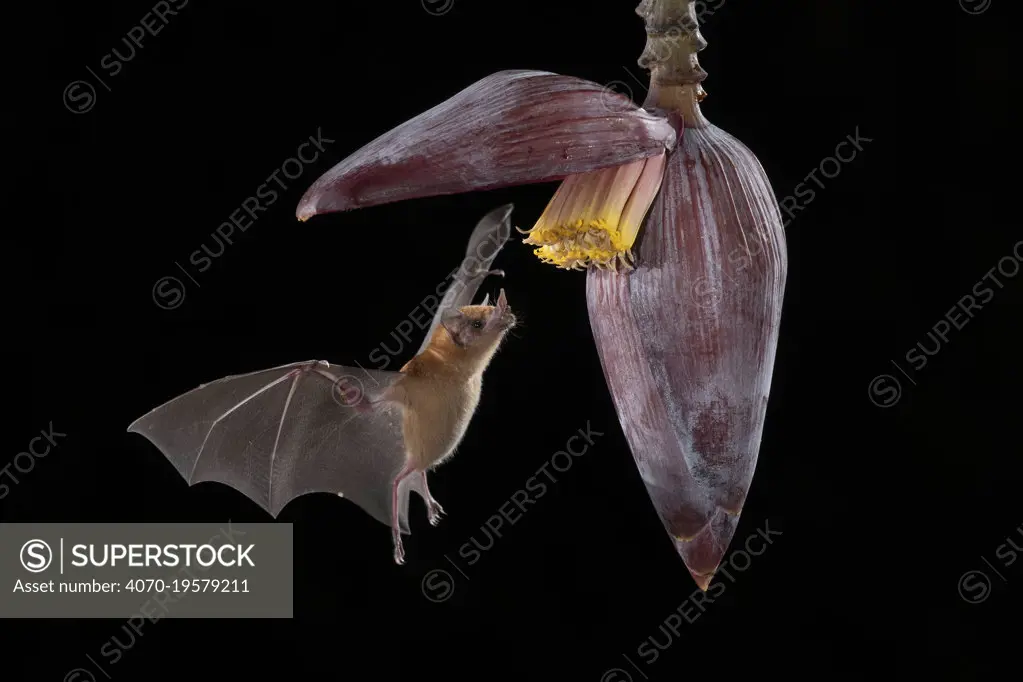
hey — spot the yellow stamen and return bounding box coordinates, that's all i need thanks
[522,152,666,270]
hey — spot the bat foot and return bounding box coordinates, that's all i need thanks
[392,532,406,565]
[427,502,445,526]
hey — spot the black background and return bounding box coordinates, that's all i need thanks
[8,0,1018,679]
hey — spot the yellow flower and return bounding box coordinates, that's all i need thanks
[521,153,666,270]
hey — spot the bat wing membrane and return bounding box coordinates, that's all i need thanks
[415,203,514,356]
[128,360,425,532]
[129,204,516,537]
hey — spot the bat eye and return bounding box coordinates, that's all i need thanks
[472,320,483,329]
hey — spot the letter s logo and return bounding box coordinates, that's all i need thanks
[20,539,53,572]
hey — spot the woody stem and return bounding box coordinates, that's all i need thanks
[636,0,710,127]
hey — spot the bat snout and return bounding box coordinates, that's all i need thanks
[498,310,516,329]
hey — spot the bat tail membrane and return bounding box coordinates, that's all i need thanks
[127,360,422,533]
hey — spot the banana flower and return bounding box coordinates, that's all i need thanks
[297,0,787,591]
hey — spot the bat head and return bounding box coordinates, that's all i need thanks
[441,288,516,350]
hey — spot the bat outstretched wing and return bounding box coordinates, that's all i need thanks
[129,204,515,535]
[127,360,425,532]
[415,202,513,356]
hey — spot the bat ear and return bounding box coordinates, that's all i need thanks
[480,293,490,306]
[440,310,464,345]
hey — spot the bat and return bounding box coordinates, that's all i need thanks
[128,204,518,564]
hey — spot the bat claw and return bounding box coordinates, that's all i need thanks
[472,267,504,279]
[393,537,406,565]
[427,499,445,526]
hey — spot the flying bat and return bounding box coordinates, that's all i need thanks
[128,204,518,563]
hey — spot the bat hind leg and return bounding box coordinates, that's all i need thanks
[392,534,405,565]
[422,472,445,526]
[391,464,417,565]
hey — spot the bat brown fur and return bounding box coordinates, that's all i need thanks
[396,301,515,472]
[126,204,518,567]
